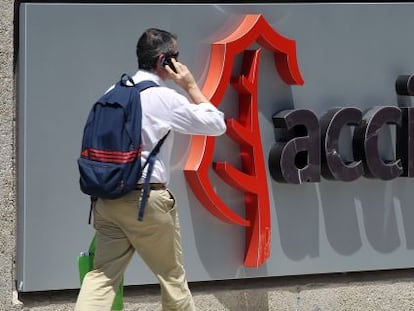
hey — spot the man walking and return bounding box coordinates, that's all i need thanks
[75,28,226,311]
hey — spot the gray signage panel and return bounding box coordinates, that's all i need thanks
[18,3,414,291]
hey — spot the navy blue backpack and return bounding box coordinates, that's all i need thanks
[78,74,169,221]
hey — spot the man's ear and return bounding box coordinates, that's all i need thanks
[153,55,169,79]
[158,55,166,68]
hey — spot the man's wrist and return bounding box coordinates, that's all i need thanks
[184,82,199,93]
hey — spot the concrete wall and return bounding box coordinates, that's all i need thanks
[0,0,18,309]
[2,1,414,310]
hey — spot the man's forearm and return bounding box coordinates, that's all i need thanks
[185,83,209,105]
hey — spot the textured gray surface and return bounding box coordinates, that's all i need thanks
[13,271,414,310]
[0,0,16,309]
[3,1,414,310]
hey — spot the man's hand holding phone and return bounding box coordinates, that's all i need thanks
[162,56,177,73]
[165,58,209,105]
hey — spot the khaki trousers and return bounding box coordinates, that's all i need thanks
[75,189,195,311]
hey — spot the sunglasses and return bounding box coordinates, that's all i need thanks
[165,51,179,60]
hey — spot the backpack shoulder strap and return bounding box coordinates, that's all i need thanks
[120,73,158,91]
[138,130,171,221]
[134,80,159,92]
[99,75,157,108]
[142,130,170,172]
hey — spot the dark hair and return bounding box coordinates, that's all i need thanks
[136,28,177,71]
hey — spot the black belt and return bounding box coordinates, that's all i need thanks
[136,183,166,191]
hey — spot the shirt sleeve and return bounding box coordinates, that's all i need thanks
[167,90,227,136]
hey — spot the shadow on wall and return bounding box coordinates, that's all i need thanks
[274,175,414,262]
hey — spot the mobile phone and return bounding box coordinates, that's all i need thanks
[162,56,177,73]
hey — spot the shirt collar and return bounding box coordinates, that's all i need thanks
[132,70,163,86]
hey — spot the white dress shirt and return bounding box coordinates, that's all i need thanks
[127,70,226,184]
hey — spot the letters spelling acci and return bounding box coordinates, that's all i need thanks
[268,106,414,183]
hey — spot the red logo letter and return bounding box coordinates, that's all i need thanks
[184,14,304,267]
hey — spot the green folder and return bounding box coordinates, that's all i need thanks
[78,235,124,310]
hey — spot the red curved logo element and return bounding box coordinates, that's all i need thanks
[184,14,304,267]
